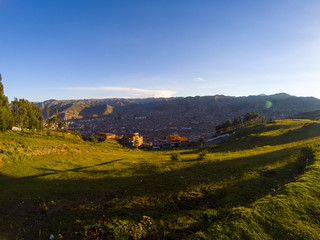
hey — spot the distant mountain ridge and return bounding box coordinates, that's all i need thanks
[35,93,320,122]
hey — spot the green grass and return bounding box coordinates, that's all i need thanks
[0,119,320,239]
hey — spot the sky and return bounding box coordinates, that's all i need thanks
[1,0,320,101]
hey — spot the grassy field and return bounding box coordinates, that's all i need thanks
[0,119,320,239]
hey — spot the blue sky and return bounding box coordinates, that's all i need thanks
[1,0,320,101]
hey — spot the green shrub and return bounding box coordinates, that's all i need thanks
[91,137,98,144]
[296,146,316,173]
[199,149,208,159]
[113,216,155,240]
[300,146,316,160]
[170,152,181,161]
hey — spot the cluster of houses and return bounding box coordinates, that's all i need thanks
[93,132,190,149]
[166,134,189,147]
[93,132,144,148]
[94,132,121,142]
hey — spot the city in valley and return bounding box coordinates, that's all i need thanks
[41,93,320,148]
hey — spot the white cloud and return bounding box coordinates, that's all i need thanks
[64,86,176,98]
[193,77,204,82]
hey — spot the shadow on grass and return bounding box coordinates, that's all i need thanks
[193,123,320,154]
[177,124,309,156]
[0,147,314,239]
[20,159,124,179]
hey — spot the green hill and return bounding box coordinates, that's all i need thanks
[0,119,320,239]
[291,109,320,120]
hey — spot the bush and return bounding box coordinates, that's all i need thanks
[91,137,98,144]
[296,146,316,173]
[170,152,181,161]
[113,216,155,240]
[199,149,208,160]
[300,146,315,160]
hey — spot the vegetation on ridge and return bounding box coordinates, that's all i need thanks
[0,74,44,131]
[0,74,13,131]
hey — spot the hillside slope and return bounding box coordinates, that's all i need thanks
[0,120,320,239]
[36,93,320,121]
[291,109,320,120]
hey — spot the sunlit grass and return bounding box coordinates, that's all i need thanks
[0,119,320,239]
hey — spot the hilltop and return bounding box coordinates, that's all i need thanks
[0,119,320,239]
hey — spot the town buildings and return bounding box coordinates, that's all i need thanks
[166,134,189,147]
[93,132,120,142]
[122,133,144,147]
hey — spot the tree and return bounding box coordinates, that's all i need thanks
[54,109,59,126]
[0,74,13,131]
[215,119,233,135]
[11,98,22,126]
[53,108,65,130]
[232,116,242,128]
[45,106,50,130]
[224,119,232,128]
[133,136,140,148]
[0,107,13,131]
[243,112,259,125]
[258,115,267,123]
[58,121,66,130]
[216,112,266,135]
[11,98,43,130]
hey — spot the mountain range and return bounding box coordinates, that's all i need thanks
[36,93,320,122]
